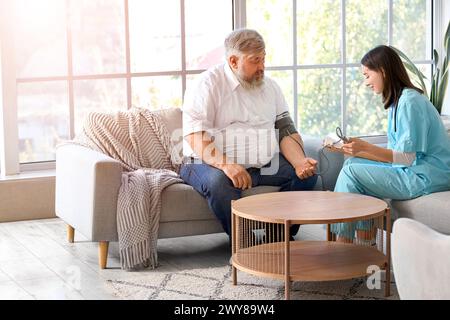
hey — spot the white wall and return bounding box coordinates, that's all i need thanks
[441,1,450,115]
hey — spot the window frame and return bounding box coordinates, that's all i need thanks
[2,0,233,173]
[243,0,435,139]
[0,0,443,175]
[0,0,20,175]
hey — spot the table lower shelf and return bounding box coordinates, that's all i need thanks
[232,240,387,282]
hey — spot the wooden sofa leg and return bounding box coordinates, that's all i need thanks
[99,241,109,269]
[67,225,75,243]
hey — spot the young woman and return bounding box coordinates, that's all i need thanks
[331,45,450,243]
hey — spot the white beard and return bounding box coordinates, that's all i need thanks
[234,69,265,89]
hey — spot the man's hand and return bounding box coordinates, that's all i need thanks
[220,163,252,190]
[295,157,318,180]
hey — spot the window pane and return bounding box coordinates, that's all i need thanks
[393,0,431,61]
[346,67,387,136]
[298,69,341,137]
[132,76,182,110]
[17,81,69,163]
[13,0,67,78]
[246,0,293,66]
[346,0,388,63]
[297,0,341,65]
[129,0,181,72]
[265,70,294,117]
[185,0,232,70]
[73,79,127,135]
[70,0,126,75]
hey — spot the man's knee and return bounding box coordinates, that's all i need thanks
[180,164,234,197]
[204,168,234,193]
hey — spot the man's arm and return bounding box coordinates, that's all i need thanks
[185,131,252,190]
[280,133,317,179]
[185,131,227,169]
[280,133,306,166]
[275,112,317,179]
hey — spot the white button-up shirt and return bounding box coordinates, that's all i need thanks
[183,63,289,168]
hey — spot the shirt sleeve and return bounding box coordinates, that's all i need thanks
[182,79,215,137]
[394,97,428,153]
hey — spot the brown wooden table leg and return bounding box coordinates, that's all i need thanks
[284,220,291,300]
[231,201,237,286]
[385,208,391,297]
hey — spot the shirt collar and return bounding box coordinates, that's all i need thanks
[224,62,240,92]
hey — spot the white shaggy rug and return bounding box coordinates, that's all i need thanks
[105,265,399,300]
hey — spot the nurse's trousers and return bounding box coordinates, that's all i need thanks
[330,157,425,239]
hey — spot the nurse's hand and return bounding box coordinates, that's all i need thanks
[342,137,372,156]
[295,158,318,180]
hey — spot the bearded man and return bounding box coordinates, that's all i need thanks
[180,29,318,241]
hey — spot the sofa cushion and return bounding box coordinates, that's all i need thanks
[155,107,183,159]
[390,191,450,235]
[160,183,280,223]
[155,107,182,134]
[303,135,344,191]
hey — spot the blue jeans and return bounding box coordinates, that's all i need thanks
[180,154,318,237]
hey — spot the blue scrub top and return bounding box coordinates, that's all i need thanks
[387,88,450,194]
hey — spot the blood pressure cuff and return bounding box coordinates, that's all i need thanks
[275,111,298,142]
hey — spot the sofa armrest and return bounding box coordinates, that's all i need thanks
[55,144,122,241]
[303,136,345,191]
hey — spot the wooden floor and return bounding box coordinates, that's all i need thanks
[0,218,325,300]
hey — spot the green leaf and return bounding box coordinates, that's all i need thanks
[437,66,449,113]
[431,68,439,107]
[444,20,450,53]
[392,46,425,77]
[436,68,441,107]
[391,46,428,94]
[433,49,439,68]
[391,39,449,115]
[403,61,428,95]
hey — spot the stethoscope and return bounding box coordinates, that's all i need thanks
[335,107,398,139]
[393,104,398,132]
[335,126,349,144]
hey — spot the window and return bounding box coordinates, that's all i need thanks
[245,0,433,138]
[7,0,233,165]
[0,0,436,173]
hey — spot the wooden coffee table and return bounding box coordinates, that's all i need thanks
[231,191,391,300]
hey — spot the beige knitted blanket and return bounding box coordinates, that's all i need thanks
[71,108,182,270]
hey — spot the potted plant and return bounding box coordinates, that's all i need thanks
[392,21,449,115]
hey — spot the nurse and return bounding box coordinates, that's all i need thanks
[331,45,450,243]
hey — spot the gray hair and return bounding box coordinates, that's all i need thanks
[224,29,265,59]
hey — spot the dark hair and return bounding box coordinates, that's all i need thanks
[361,45,423,110]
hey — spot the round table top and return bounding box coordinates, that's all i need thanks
[231,191,388,224]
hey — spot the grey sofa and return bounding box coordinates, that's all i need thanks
[55,107,450,268]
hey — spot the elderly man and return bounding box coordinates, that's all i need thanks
[180,29,318,240]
